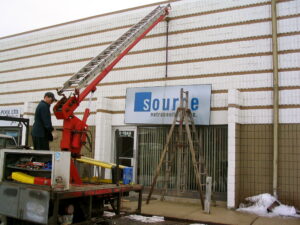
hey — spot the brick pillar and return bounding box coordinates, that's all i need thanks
[227,89,241,208]
[94,97,113,164]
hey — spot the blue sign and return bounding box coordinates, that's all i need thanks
[125,85,211,125]
[134,92,152,112]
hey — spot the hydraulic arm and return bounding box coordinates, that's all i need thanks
[53,5,170,183]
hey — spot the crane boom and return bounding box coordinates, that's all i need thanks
[53,5,170,184]
[58,5,170,96]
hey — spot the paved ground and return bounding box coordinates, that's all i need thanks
[116,196,300,225]
[108,214,222,225]
[111,217,192,225]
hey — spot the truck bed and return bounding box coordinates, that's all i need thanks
[0,181,143,224]
[53,183,143,202]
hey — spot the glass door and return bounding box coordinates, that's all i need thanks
[112,127,137,182]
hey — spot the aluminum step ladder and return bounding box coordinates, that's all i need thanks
[57,4,170,95]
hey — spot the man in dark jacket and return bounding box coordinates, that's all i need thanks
[32,92,57,150]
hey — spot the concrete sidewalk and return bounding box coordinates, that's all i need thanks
[121,199,300,225]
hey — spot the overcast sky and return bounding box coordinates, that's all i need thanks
[0,0,165,37]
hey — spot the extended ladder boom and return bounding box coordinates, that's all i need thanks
[53,5,170,184]
[57,4,170,97]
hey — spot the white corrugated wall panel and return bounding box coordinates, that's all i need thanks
[0,28,127,60]
[168,22,272,47]
[0,46,102,71]
[165,73,273,90]
[169,6,270,33]
[241,91,273,106]
[167,56,272,76]
[169,0,270,17]
[279,53,300,68]
[0,62,86,81]
[97,72,274,97]
[280,89,300,105]
[0,0,299,126]
[278,17,300,33]
[279,71,300,87]
[241,109,273,124]
[277,0,300,16]
[211,94,228,108]
[0,77,64,93]
[102,66,166,83]
[278,35,300,51]
[280,108,300,123]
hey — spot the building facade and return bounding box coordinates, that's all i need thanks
[0,0,299,209]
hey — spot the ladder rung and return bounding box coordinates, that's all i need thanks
[59,88,74,92]
[68,79,79,83]
[83,68,92,72]
[75,72,86,76]
[176,143,188,147]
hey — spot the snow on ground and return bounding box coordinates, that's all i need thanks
[237,193,300,218]
[103,211,116,217]
[126,215,165,223]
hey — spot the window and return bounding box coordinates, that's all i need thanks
[138,125,228,200]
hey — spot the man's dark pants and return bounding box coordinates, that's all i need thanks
[32,136,50,150]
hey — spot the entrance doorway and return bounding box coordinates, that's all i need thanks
[112,127,137,182]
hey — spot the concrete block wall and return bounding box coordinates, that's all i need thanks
[238,123,300,209]
[0,1,299,121]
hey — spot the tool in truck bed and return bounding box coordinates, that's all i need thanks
[53,4,170,184]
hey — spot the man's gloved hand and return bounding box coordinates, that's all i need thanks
[52,130,58,140]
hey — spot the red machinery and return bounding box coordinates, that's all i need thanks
[54,5,170,184]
